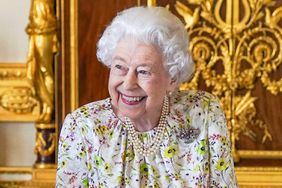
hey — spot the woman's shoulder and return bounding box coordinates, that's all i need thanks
[170,89,220,108]
[168,90,226,142]
[168,90,223,128]
[60,98,119,144]
[67,97,115,125]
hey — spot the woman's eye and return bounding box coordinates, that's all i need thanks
[112,64,128,75]
[138,70,151,76]
[113,64,127,71]
[114,64,122,69]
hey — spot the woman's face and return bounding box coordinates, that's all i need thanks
[108,38,174,123]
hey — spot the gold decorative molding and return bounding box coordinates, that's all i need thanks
[70,0,79,111]
[32,168,56,183]
[0,64,40,121]
[0,167,32,173]
[0,63,26,80]
[60,0,66,119]
[1,87,37,114]
[0,167,56,188]
[238,150,282,159]
[0,181,55,188]
[236,167,282,187]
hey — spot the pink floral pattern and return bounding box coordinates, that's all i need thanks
[56,90,237,187]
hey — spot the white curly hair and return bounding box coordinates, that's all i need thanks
[97,6,194,85]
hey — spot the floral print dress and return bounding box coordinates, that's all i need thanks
[56,90,238,188]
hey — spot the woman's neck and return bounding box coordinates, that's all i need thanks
[130,115,161,132]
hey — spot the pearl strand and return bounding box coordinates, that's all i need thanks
[124,96,169,157]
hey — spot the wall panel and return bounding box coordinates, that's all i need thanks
[77,0,142,105]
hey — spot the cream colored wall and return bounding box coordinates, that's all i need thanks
[0,0,30,62]
[0,123,36,166]
[0,0,36,167]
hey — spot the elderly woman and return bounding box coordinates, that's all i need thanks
[56,6,237,187]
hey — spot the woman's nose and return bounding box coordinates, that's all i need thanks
[123,70,138,90]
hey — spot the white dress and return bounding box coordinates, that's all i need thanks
[56,90,238,188]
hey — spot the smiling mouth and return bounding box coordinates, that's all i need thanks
[120,93,146,104]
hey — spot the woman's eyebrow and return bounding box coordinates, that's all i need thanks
[112,56,127,63]
[137,63,153,68]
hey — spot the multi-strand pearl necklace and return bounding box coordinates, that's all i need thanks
[124,96,169,157]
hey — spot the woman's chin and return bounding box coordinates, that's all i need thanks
[119,109,145,120]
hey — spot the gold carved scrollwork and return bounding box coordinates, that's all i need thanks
[0,64,41,121]
[152,0,282,161]
[26,0,58,123]
[34,131,56,157]
[1,87,37,114]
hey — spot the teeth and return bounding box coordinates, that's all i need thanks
[122,95,143,102]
